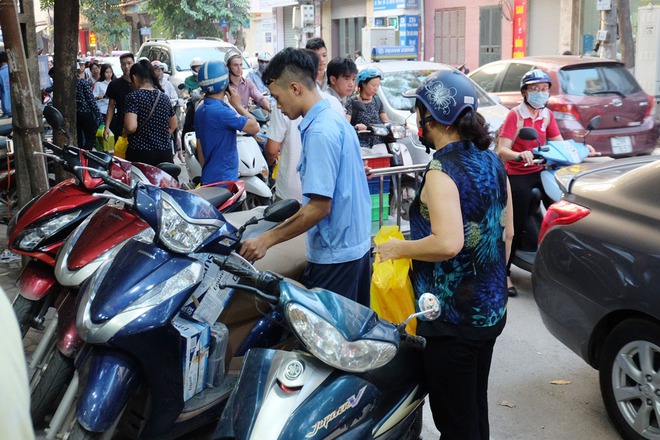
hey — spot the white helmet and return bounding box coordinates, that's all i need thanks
[224,49,242,66]
[257,52,272,62]
[190,57,204,69]
[152,60,168,71]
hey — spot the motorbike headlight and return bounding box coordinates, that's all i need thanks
[285,303,397,373]
[390,125,406,139]
[372,125,389,136]
[17,210,83,251]
[123,261,202,313]
[159,198,218,253]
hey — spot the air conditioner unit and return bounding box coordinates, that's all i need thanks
[292,4,314,29]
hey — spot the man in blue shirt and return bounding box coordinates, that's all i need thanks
[240,48,372,306]
[195,60,259,185]
[0,52,12,118]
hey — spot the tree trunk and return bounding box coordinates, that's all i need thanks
[0,0,49,206]
[616,0,634,69]
[52,0,79,172]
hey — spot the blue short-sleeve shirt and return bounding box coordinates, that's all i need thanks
[297,99,371,264]
[195,97,248,184]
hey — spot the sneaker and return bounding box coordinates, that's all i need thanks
[0,249,21,263]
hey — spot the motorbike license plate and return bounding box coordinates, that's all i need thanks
[611,136,632,154]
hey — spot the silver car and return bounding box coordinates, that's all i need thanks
[136,38,249,97]
[357,61,510,165]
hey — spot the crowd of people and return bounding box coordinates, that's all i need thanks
[5,36,585,440]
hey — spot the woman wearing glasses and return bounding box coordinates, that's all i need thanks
[496,69,561,297]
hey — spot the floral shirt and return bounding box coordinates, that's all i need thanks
[410,141,508,339]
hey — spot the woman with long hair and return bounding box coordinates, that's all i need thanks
[93,63,115,122]
[123,59,177,166]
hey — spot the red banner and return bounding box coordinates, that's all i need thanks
[512,0,527,58]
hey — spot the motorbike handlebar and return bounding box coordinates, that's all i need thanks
[398,330,427,350]
[73,166,133,196]
[212,254,282,302]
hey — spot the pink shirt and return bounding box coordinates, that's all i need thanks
[500,103,561,175]
[230,77,264,109]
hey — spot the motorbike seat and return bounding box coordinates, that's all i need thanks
[190,186,233,208]
[529,187,543,215]
[157,162,181,179]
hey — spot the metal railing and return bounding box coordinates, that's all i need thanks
[369,163,427,237]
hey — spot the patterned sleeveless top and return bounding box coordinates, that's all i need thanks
[410,140,508,339]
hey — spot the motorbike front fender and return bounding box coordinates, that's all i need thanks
[240,176,272,198]
[76,347,140,432]
[541,170,561,202]
[18,260,59,301]
[55,291,83,357]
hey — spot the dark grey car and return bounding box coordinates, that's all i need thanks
[532,155,660,440]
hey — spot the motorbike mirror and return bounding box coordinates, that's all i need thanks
[263,198,300,223]
[43,105,65,131]
[518,127,539,141]
[400,293,441,328]
[352,100,367,113]
[586,116,601,131]
[418,293,441,320]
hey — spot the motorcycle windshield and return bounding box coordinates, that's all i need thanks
[135,185,239,254]
[279,282,399,345]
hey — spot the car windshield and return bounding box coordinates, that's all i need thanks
[380,69,498,111]
[559,64,641,97]
[173,47,249,72]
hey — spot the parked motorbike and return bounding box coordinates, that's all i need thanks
[9,107,180,335]
[9,106,243,426]
[211,255,441,439]
[363,122,417,220]
[28,179,245,427]
[512,115,601,272]
[46,171,305,439]
[182,130,272,209]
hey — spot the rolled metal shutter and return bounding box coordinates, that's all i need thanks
[527,0,560,55]
[283,6,298,49]
[331,3,366,20]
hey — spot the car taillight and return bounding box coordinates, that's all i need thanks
[538,200,590,243]
[549,98,580,121]
[645,94,655,118]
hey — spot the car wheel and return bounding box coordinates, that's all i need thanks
[599,319,660,439]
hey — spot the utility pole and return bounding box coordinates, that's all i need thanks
[599,0,618,60]
[0,0,49,206]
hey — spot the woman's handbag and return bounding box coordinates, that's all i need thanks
[371,225,417,334]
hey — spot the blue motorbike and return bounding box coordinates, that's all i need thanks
[512,115,601,271]
[210,254,441,440]
[52,172,303,439]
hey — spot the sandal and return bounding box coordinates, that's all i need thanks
[507,286,518,297]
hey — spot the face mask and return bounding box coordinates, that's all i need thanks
[418,117,435,154]
[527,91,549,109]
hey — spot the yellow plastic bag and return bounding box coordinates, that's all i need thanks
[95,125,115,152]
[371,225,417,334]
[114,135,128,159]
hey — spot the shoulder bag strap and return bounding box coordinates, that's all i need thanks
[135,90,161,134]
